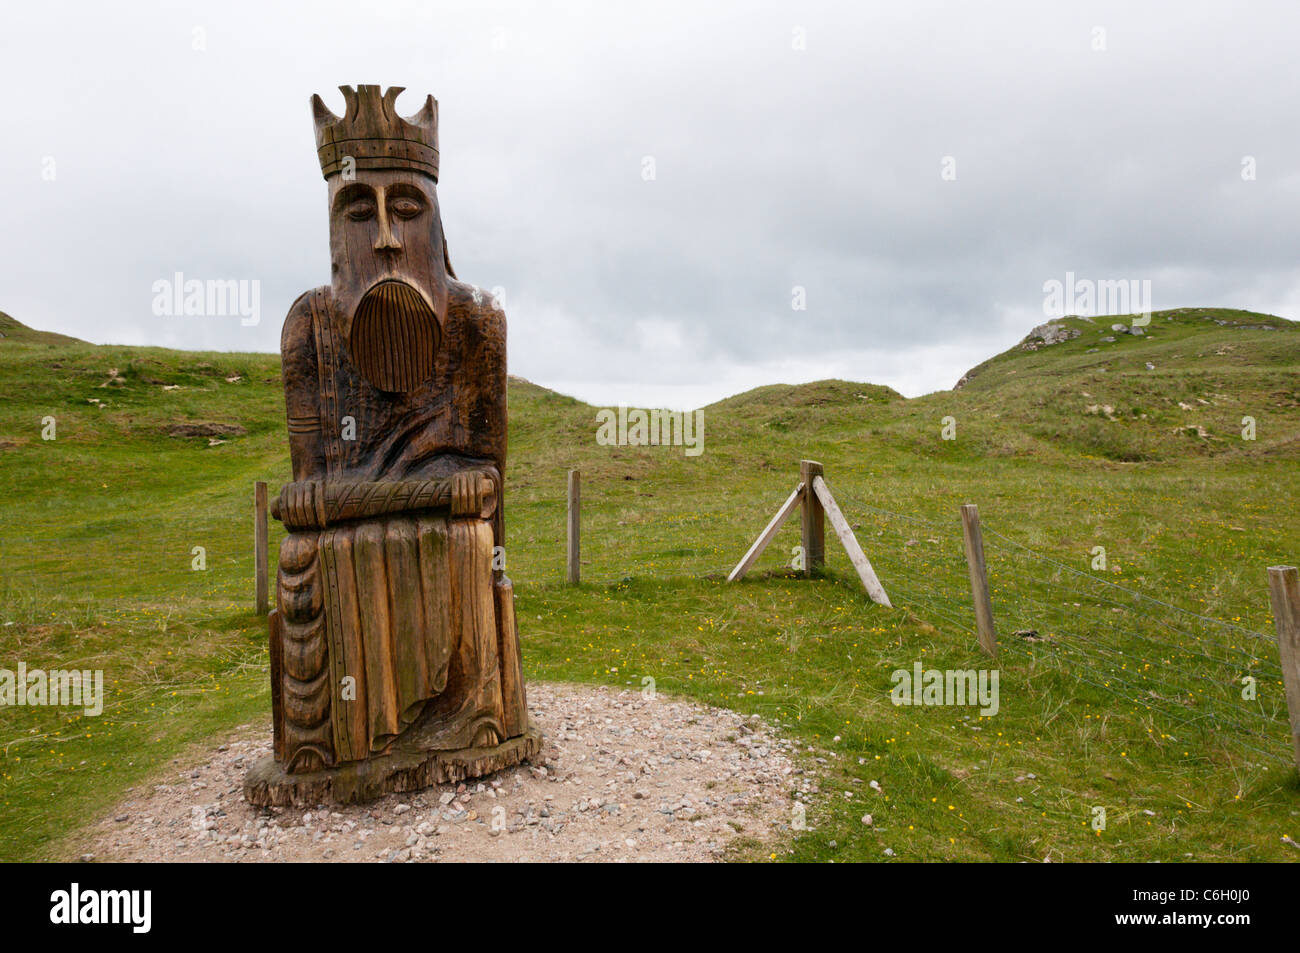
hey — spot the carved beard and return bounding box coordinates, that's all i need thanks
[348,279,440,393]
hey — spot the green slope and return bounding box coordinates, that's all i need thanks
[0,311,86,347]
[951,308,1300,462]
[0,309,1297,863]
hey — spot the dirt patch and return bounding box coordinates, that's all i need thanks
[78,682,800,863]
[166,422,247,439]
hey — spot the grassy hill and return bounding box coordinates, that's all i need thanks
[0,308,1298,862]
[0,311,86,347]
[951,308,1300,462]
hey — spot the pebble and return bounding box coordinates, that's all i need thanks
[81,682,800,864]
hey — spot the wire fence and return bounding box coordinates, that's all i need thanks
[818,488,1291,767]
[2,470,1291,768]
[542,469,1292,768]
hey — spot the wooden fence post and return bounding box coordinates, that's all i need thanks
[813,476,892,607]
[254,480,269,615]
[960,503,996,657]
[567,469,581,584]
[726,458,891,605]
[1268,565,1300,775]
[800,459,824,576]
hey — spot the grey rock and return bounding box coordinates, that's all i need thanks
[1020,320,1082,351]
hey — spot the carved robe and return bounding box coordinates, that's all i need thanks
[271,279,526,773]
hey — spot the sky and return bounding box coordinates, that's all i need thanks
[3,0,1299,408]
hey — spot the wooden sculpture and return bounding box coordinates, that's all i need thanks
[244,85,540,806]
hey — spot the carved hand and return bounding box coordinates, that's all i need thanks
[449,469,489,517]
[276,481,321,529]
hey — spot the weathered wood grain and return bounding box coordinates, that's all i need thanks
[727,483,804,582]
[812,475,892,607]
[800,460,825,576]
[567,469,581,584]
[1268,565,1300,774]
[255,481,269,614]
[960,503,997,657]
[245,721,544,808]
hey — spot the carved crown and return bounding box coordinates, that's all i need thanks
[312,85,439,181]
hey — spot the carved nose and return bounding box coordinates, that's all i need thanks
[374,206,401,253]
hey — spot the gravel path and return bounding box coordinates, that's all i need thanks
[79,682,800,862]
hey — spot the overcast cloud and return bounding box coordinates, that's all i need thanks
[3,0,1299,407]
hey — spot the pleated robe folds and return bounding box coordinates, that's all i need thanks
[318,514,503,760]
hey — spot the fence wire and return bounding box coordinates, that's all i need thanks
[2,476,1289,767]
[827,491,1290,767]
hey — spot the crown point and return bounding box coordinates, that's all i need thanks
[311,93,340,125]
[406,94,437,129]
[339,86,359,119]
[381,86,405,121]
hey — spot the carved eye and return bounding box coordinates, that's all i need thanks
[346,201,376,222]
[390,197,424,219]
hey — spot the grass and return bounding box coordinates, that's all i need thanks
[0,306,1298,862]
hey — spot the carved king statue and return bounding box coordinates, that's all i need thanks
[244,86,540,806]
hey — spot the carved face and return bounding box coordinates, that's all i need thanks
[328,169,448,393]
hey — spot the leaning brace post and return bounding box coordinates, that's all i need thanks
[812,475,891,607]
[727,482,805,582]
